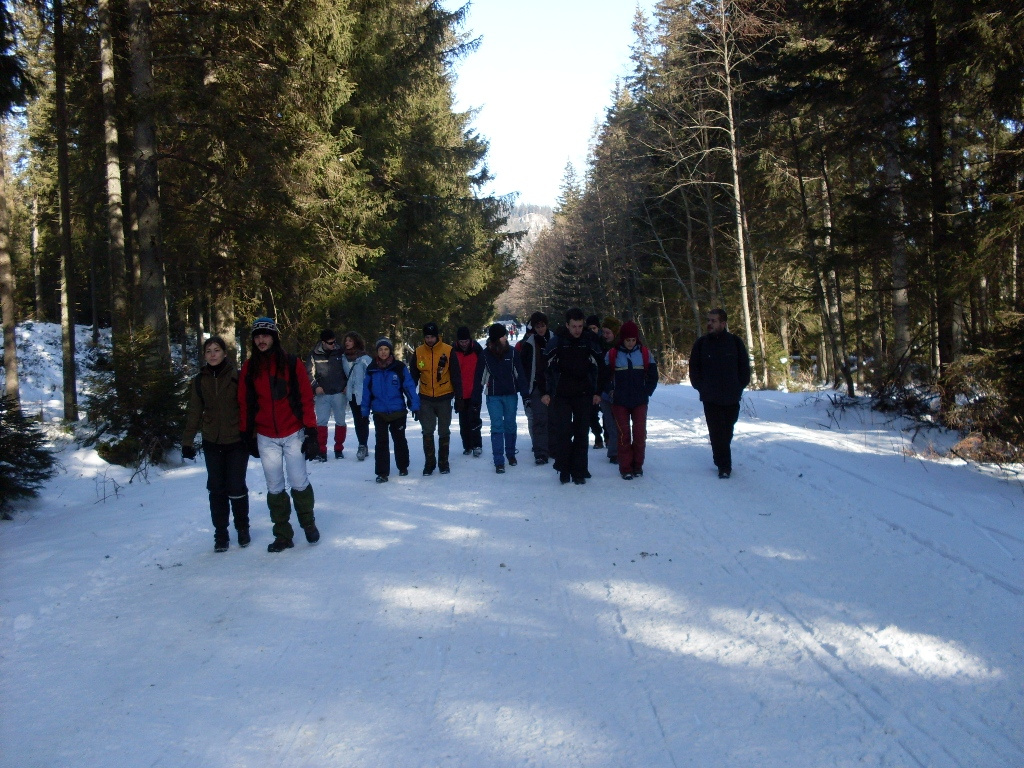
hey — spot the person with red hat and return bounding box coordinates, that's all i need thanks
[606,320,659,479]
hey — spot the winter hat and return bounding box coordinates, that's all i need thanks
[487,323,507,341]
[456,326,472,341]
[375,337,394,353]
[251,316,279,338]
[602,316,622,335]
[585,314,601,329]
[529,311,548,326]
[619,321,640,341]
[320,328,336,343]
[422,321,440,337]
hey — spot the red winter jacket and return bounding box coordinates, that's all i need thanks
[238,353,316,438]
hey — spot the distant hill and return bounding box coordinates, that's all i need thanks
[503,204,552,260]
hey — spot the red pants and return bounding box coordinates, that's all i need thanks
[612,404,648,474]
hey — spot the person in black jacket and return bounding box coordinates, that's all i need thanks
[308,329,348,461]
[688,308,751,478]
[542,307,607,485]
[519,311,553,464]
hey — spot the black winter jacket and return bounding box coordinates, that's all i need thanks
[543,327,606,398]
[688,331,750,406]
[308,341,348,395]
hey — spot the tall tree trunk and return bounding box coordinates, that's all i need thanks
[31,197,42,321]
[99,0,129,338]
[130,0,170,367]
[54,0,78,421]
[0,132,19,405]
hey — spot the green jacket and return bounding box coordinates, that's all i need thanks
[182,362,242,447]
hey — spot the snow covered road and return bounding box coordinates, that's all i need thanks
[2,385,1022,767]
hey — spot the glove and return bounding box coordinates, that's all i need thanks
[302,427,320,461]
[412,410,420,422]
[241,431,259,459]
[523,398,532,413]
[181,445,196,461]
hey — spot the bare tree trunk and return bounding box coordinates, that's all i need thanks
[54,0,78,421]
[99,0,129,338]
[130,0,170,368]
[883,141,911,379]
[0,132,19,405]
[1013,226,1020,310]
[31,197,42,321]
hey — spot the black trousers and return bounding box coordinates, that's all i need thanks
[703,402,741,472]
[373,411,410,477]
[458,400,483,450]
[203,441,250,533]
[551,395,592,480]
[348,397,370,446]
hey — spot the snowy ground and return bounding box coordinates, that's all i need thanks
[1,326,1022,767]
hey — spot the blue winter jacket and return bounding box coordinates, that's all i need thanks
[361,358,420,417]
[481,343,528,399]
[606,345,659,409]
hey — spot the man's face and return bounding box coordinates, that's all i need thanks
[457,338,471,351]
[534,321,547,336]
[424,334,438,348]
[323,338,336,350]
[706,313,726,334]
[602,328,615,344]
[254,332,274,352]
[567,319,584,338]
[377,346,391,361]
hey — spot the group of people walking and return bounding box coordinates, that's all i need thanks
[182,307,750,553]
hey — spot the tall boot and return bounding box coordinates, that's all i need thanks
[422,435,436,475]
[334,425,347,458]
[291,484,319,543]
[438,435,450,473]
[230,495,251,547]
[267,491,294,551]
[210,492,230,552]
[316,426,329,461]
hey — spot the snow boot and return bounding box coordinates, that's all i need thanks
[267,537,294,553]
[472,447,482,458]
[266,491,294,542]
[438,436,450,474]
[290,484,316,533]
[237,528,251,548]
[316,425,329,456]
[422,436,436,475]
[356,444,369,461]
[230,495,250,546]
[214,529,230,553]
[334,425,347,458]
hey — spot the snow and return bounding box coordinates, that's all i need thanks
[2,325,1022,767]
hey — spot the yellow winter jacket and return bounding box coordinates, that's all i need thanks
[414,340,455,398]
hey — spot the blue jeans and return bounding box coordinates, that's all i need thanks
[486,394,518,465]
[315,392,347,427]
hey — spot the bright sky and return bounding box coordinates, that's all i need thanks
[445,0,657,208]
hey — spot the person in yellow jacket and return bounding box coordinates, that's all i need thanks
[412,321,461,475]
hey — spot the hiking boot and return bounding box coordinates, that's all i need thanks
[356,444,369,461]
[508,457,517,467]
[718,469,731,479]
[237,529,251,548]
[439,463,450,474]
[398,468,409,477]
[620,472,634,481]
[593,438,604,449]
[267,538,294,553]
[423,465,435,476]
[463,448,472,455]
[559,472,571,484]
[303,524,320,544]
[316,452,328,463]
[535,456,548,465]
[214,538,229,553]
[472,447,482,458]
[609,456,618,464]
[335,449,344,459]
[633,468,644,478]
[495,464,505,474]
[376,475,389,484]
[573,477,586,485]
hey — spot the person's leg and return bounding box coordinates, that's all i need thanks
[600,399,618,461]
[330,393,347,457]
[589,403,603,446]
[570,396,591,480]
[704,402,739,473]
[458,404,472,452]
[258,434,294,543]
[500,395,518,462]
[612,404,633,475]
[420,398,438,473]
[204,442,231,547]
[391,412,410,472]
[468,401,483,451]
[631,404,648,474]
[531,390,550,461]
[224,441,251,542]
[437,398,453,471]
[549,397,570,475]
[373,413,392,477]
[486,397,505,466]
[350,398,370,459]
[314,395,331,458]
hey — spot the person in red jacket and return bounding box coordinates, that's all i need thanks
[452,326,485,457]
[238,317,320,552]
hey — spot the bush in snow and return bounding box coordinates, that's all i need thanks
[0,397,57,518]
[80,328,189,469]
[944,312,1024,462]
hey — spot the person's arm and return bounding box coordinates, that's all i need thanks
[449,349,463,401]
[361,369,373,419]
[646,351,659,398]
[182,377,203,448]
[402,363,421,413]
[736,336,752,390]
[688,338,703,392]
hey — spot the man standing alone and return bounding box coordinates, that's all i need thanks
[688,308,751,479]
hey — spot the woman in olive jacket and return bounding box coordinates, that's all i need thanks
[182,336,250,552]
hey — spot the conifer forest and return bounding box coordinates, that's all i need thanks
[1,0,1024,458]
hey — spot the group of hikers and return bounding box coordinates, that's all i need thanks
[181,307,750,554]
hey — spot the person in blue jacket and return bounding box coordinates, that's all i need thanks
[362,338,420,483]
[606,321,659,479]
[481,323,528,473]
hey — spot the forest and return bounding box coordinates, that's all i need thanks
[505,0,1024,454]
[0,0,514,449]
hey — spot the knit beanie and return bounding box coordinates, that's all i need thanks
[251,316,279,338]
[456,326,471,341]
[375,337,394,353]
[422,321,440,337]
[487,323,507,342]
[602,316,622,335]
[585,314,601,329]
[619,321,640,341]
